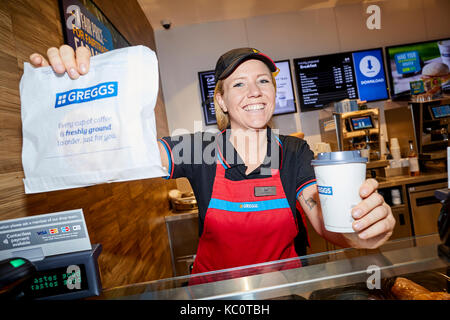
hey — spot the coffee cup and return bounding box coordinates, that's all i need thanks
[277,90,287,108]
[311,151,368,233]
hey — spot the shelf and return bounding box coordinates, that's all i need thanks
[421,140,448,146]
[419,151,448,160]
[391,204,406,211]
[343,128,379,138]
[423,119,442,124]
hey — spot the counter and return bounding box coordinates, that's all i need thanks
[97,234,449,300]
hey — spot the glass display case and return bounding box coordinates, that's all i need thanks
[98,234,449,300]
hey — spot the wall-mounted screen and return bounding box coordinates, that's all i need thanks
[385,38,450,99]
[198,60,298,125]
[273,60,297,115]
[293,48,389,112]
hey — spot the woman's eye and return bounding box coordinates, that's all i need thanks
[233,82,244,88]
[259,78,270,84]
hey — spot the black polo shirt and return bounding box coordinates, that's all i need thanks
[159,127,316,254]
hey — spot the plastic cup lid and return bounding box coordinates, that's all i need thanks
[311,150,368,166]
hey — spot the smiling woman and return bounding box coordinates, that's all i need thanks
[215,60,276,131]
[213,48,278,131]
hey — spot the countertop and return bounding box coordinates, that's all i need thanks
[96,234,448,300]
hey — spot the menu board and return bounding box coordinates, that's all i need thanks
[294,48,388,112]
[273,60,297,115]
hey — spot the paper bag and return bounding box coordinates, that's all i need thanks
[20,45,167,193]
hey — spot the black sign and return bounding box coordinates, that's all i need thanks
[294,53,358,112]
[198,70,217,125]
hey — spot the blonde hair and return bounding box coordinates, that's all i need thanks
[213,73,277,131]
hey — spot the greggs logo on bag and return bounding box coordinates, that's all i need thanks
[54,81,118,108]
[318,185,333,195]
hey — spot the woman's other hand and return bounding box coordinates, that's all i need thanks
[346,178,396,249]
[29,45,91,79]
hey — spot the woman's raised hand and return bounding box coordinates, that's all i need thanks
[29,45,91,80]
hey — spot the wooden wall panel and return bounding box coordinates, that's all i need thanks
[0,0,177,289]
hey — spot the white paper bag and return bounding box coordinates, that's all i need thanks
[20,45,167,194]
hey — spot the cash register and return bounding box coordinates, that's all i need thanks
[0,210,102,300]
[0,244,102,300]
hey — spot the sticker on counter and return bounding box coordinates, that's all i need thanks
[0,209,91,261]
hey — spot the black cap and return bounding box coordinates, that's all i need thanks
[214,48,278,82]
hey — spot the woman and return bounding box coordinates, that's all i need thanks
[29,45,395,275]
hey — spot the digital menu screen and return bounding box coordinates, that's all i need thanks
[273,60,297,115]
[385,38,450,99]
[294,48,389,112]
[351,116,374,130]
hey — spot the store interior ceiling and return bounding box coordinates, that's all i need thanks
[137,0,373,30]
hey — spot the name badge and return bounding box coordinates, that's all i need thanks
[254,186,277,197]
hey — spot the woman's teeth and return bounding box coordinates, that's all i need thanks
[244,104,265,111]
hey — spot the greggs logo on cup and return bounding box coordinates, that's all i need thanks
[318,186,333,195]
[55,81,118,108]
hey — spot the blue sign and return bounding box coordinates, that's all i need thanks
[61,0,114,56]
[55,82,118,108]
[352,49,388,102]
[318,186,333,196]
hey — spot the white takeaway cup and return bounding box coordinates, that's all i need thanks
[277,90,287,108]
[311,150,368,233]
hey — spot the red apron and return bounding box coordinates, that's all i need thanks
[190,147,302,282]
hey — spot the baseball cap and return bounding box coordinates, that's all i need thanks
[214,48,278,82]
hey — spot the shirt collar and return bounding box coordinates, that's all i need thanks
[217,126,282,171]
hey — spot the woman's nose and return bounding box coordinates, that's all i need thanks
[247,81,262,97]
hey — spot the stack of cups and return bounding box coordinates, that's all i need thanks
[390,138,401,161]
[391,189,402,205]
